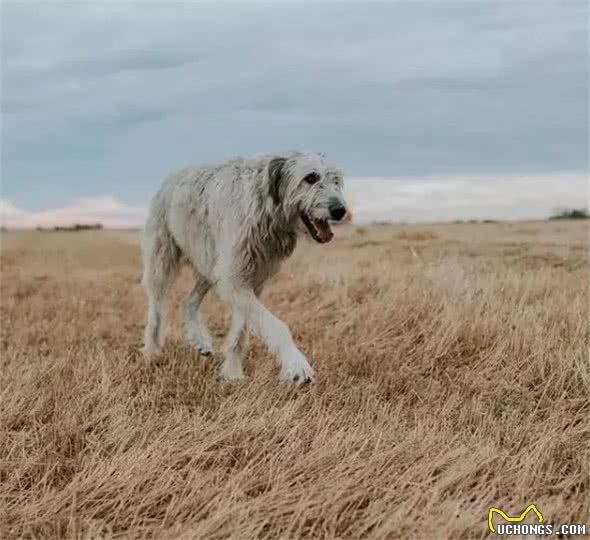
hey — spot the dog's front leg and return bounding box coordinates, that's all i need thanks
[220,310,246,380]
[221,286,314,383]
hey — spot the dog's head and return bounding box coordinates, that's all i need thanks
[267,152,350,243]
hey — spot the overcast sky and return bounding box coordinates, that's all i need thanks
[1,0,588,226]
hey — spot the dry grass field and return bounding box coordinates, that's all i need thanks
[1,221,589,539]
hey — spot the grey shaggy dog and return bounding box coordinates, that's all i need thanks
[141,151,349,382]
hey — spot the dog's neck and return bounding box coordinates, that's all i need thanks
[235,207,297,287]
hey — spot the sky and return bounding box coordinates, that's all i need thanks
[1,0,588,227]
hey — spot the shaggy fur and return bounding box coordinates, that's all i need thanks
[140,151,349,382]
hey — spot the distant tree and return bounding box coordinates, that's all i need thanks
[53,223,104,231]
[549,208,589,220]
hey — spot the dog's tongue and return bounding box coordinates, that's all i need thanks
[314,218,334,242]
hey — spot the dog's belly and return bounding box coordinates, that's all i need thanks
[165,176,217,278]
[168,211,216,277]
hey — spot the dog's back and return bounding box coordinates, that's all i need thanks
[143,158,257,282]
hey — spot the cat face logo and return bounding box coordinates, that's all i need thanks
[488,504,544,533]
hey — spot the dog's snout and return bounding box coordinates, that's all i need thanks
[328,198,347,221]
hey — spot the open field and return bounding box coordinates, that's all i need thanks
[1,221,589,539]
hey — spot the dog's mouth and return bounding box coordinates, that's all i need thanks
[300,213,334,244]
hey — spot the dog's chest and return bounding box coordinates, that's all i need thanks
[237,222,297,286]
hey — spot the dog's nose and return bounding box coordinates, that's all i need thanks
[328,199,347,221]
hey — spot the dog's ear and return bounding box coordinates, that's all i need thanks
[268,157,287,206]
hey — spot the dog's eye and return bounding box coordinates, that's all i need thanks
[304,173,320,185]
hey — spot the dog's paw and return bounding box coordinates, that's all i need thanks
[280,349,315,383]
[187,329,214,357]
[197,346,213,357]
[140,344,161,363]
[220,355,245,381]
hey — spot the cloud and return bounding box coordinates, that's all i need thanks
[0,199,29,222]
[1,1,588,211]
[2,173,587,228]
[346,172,590,222]
[0,196,146,229]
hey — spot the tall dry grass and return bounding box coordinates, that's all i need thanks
[1,221,589,539]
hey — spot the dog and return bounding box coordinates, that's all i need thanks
[140,151,350,382]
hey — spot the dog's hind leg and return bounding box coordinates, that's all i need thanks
[220,310,247,380]
[141,225,180,357]
[183,272,213,356]
[219,284,262,380]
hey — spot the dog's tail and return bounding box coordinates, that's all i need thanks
[140,192,182,292]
